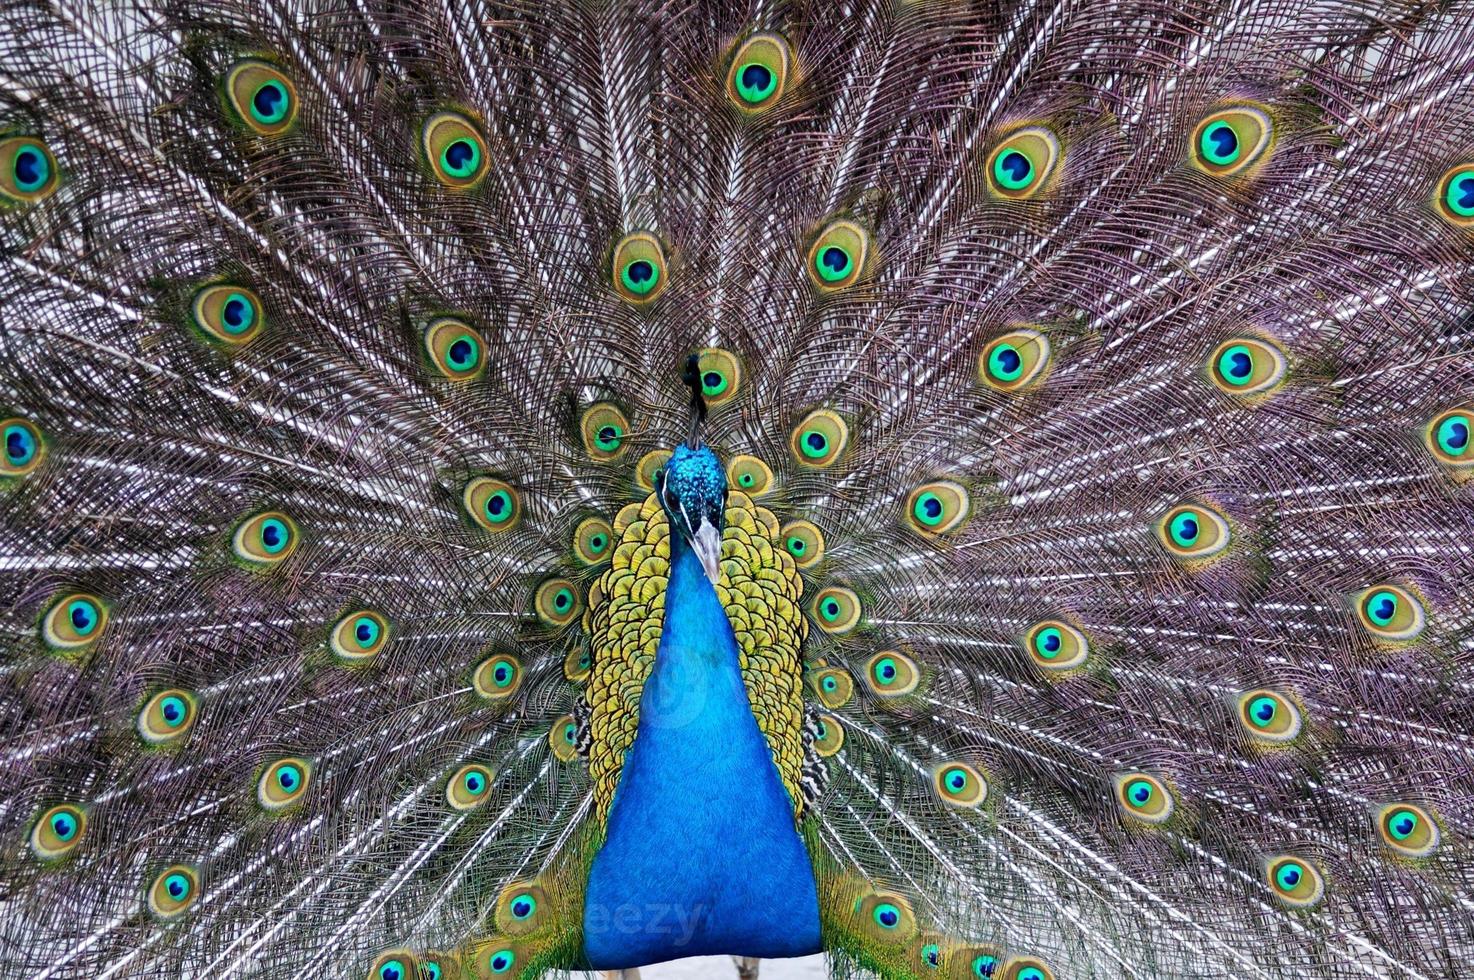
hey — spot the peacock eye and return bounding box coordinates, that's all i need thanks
[0,136,60,202]
[422,111,489,188]
[41,592,108,654]
[933,762,988,808]
[696,348,742,405]
[811,668,853,708]
[811,586,861,634]
[192,284,265,346]
[232,510,299,567]
[258,758,311,811]
[1,417,44,476]
[493,880,549,934]
[535,579,583,627]
[811,713,844,756]
[1023,619,1089,672]
[1236,689,1302,744]
[611,232,669,303]
[985,126,1061,199]
[979,327,1051,391]
[547,713,580,761]
[1377,802,1440,858]
[148,865,200,919]
[790,409,849,467]
[1209,337,1287,397]
[574,516,614,564]
[474,653,524,699]
[1436,164,1474,227]
[582,403,631,461]
[972,954,1000,978]
[1157,503,1231,561]
[424,317,485,380]
[1426,407,1473,470]
[726,454,774,495]
[1354,584,1425,642]
[225,60,299,135]
[635,450,672,491]
[1114,772,1174,824]
[779,520,825,569]
[864,650,919,697]
[462,476,520,532]
[488,949,516,974]
[331,610,390,661]
[905,480,970,535]
[806,220,870,290]
[366,951,417,980]
[139,689,200,746]
[563,646,592,683]
[30,804,87,860]
[854,890,916,942]
[1191,105,1272,177]
[446,764,493,810]
[725,32,793,111]
[1266,855,1323,908]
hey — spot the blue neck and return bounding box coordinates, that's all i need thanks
[582,534,821,968]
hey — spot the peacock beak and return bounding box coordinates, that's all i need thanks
[691,520,723,585]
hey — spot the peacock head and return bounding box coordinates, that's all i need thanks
[655,354,727,584]
[656,444,726,585]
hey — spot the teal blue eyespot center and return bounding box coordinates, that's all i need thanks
[786,536,806,555]
[1388,809,1419,841]
[217,292,255,335]
[972,954,999,978]
[553,588,574,612]
[1169,510,1201,547]
[1018,969,1045,980]
[821,676,838,692]
[815,721,828,739]
[987,343,1023,381]
[163,873,191,901]
[447,333,480,371]
[352,616,380,648]
[160,696,188,728]
[589,533,607,552]
[4,422,37,464]
[492,661,516,687]
[510,893,537,919]
[1034,627,1063,659]
[1446,168,1474,217]
[1365,590,1399,627]
[800,430,829,458]
[920,943,940,967]
[1248,696,1278,728]
[943,767,969,793]
[873,657,899,685]
[1275,862,1304,891]
[12,142,51,192]
[736,62,778,103]
[1200,120,1240,165]
[820,598,842,621]
[463,769,488,795]
[249,80,291,124]
[423,965,441,980]
[275,763,302,792]
[701,370,729,397]
[1437,414,1470,456]
[562,722,576,743]
[1125,778,1154,808]
[66,599,99,636]
[440,137,482,178]
[50,811,78,840]
[913,491,945,526]
[739,472,754,486]
[1217,344,1254,385]
[594,424,624,451]
[484,489,514,523]
[259,518,290,554]
[815,245,853,282]
[872,902,901,929]
[993,148,1034,189]
[377,959,405,980]
[489,948,515,973]
[620,259,659,295]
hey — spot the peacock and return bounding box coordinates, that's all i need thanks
[3,0,1474,977]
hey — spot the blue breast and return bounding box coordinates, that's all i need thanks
[582,535,822,968]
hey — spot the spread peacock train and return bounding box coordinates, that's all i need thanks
[1,2,1472,978]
